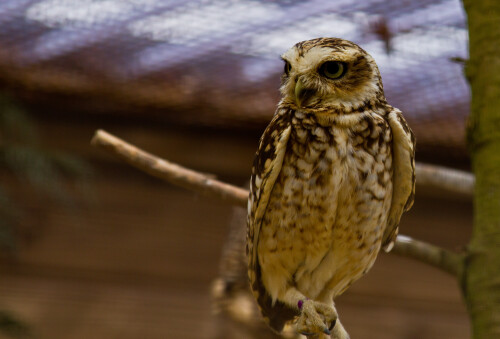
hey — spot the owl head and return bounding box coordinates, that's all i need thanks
[279,38,385,113]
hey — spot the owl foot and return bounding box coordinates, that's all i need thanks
[295,299,337,336]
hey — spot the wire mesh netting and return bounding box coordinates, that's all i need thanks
[0,0,469,155]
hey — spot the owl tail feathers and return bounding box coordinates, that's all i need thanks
[260,294,299,333]
[251,265,299,333]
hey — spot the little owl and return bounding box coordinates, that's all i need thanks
[246,38,415,338]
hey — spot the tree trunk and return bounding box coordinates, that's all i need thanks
[463,0,500,337]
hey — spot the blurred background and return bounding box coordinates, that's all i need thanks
[0,0,471,338]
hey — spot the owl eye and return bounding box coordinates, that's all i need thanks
[319,61,346,79]
[284,61,292,75]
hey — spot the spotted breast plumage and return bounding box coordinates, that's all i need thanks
[246,38,415,338]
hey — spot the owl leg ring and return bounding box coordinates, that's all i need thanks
[282,289,337,336]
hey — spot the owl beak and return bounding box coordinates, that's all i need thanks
[294,79,315,108]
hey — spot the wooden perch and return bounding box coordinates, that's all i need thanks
[91,129,248,206]
[91,129,465,277]
[392,235,463,276]
[415,163,474,196]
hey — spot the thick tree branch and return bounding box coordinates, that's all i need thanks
[415,163,474,196]
[392,235,463,276]
[91,129,464,277]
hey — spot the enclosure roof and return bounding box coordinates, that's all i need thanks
[0,0,469,153]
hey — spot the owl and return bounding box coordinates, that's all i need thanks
[246,38,415,338]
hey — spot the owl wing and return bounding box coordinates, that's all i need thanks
[247,108,294,331]
[382,109,416,252]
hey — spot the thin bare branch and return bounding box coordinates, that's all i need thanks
[91,129,248,206]
[91,129,464,277]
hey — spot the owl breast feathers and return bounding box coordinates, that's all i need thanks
[246,38,415,335]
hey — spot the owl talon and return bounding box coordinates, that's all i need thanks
[296,299,337,336]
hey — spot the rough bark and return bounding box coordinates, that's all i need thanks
[463,0,500,337]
